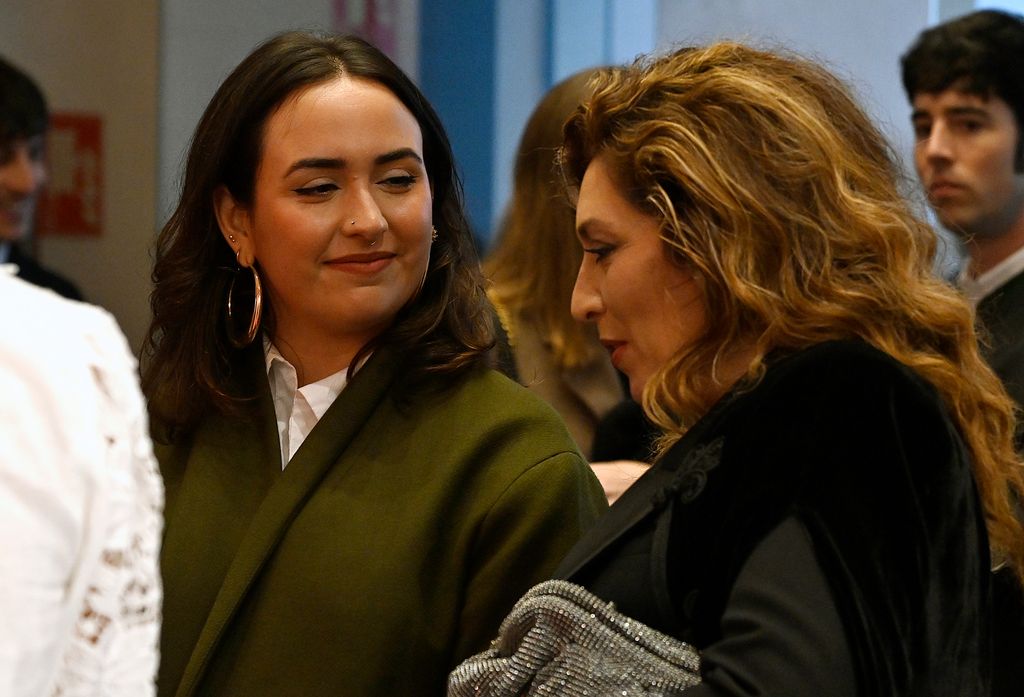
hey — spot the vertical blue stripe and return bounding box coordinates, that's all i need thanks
[418,2,496,244]
[549,0,607,82]
[543,0,555,89]
[603,0,613,62]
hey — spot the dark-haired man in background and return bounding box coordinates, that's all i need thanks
[902,11,1024,696]
[0,55,82,300]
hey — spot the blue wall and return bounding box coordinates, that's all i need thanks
[418,1,496,244]
[419,0,654,248]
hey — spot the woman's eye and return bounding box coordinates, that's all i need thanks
[379,174,418,190]
[583,245,614,260]
[293,183,338,196]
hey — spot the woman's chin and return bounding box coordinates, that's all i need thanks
[628,376,646,404]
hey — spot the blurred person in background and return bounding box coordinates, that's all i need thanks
[486,68,626,457]
[902,11,1024,695]
[485,68,652,502]
[0,55,82,300]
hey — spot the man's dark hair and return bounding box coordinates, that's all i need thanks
[0,55,48,145]
[901,10,1024,128]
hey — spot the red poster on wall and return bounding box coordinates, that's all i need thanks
[37,112,103,237]
[333,0,397,55]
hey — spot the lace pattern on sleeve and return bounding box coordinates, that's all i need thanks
[50,329,164,697]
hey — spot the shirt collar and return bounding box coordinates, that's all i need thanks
[958,244,1024,306]
[263,336,350,421]
[263,335,290,377]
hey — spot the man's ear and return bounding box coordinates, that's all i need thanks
[213,185,256,267]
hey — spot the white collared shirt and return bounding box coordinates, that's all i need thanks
[264,338,349,469]
[958,243,1024,307]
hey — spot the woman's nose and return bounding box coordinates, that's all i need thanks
[571,261,602,323]
[343,186,387,237]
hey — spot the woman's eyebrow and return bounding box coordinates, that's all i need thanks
[284,149,422,177]
[285,157,345,176]
[375,147,423,165]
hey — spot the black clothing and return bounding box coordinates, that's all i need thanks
[555,341,991,696]
[978,270,1024,424]
[590,397,658,463]
[9,243,83,301]
[975,272,1024,697]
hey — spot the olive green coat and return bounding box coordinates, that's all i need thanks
[156,346,606,697]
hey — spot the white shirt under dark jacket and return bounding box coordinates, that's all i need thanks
[958,243,1024,306]
[264,337,350,469]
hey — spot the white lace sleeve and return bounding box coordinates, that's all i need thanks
[0,273,163,697]
[49,318,164,697]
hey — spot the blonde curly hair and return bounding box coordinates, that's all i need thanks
[561,41,1024,584]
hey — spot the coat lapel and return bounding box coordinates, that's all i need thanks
[553,458,677,580]
[175,347,398,697]
[554,399,731,581]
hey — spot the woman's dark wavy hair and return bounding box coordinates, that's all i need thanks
[142,31,494,432]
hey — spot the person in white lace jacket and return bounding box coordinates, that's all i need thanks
[0,268,163,697]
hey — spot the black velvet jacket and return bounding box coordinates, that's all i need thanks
[555,341,991,696]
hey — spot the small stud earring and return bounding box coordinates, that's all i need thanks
[350,220,357,226]
[228,235,236,243]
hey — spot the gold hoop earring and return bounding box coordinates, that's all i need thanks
[226,263,263,348]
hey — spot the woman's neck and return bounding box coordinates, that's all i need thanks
[269,327,365,387]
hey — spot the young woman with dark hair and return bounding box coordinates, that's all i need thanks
[145,31,605,697]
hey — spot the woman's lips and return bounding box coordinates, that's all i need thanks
[324,252,395,274]
[602,340,626,369]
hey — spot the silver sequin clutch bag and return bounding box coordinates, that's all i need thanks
[448,580,702,696]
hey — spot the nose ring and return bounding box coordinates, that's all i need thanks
[350,218,381,246]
